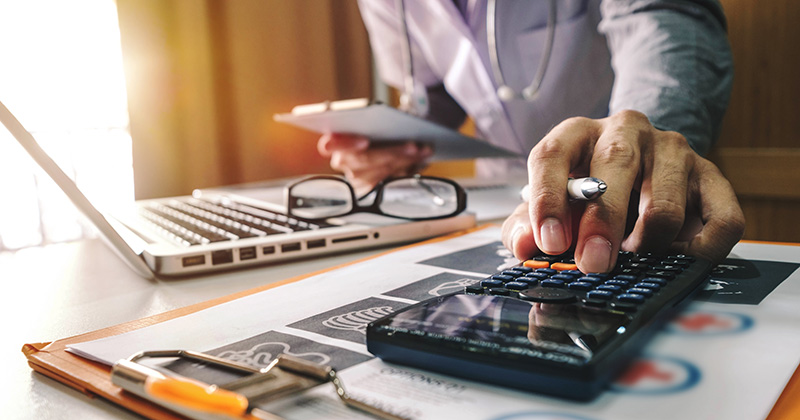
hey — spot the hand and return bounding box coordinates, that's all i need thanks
[502,110,745,273]
[317,133,433,194]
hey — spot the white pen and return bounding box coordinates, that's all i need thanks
[520,177,607,201]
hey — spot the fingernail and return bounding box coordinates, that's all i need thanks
[539,218,567,254]
[581,236,612,273]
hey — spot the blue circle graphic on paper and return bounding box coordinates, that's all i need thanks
[491,412,596,420]
[666,309,754,336]
[609,355,701,395]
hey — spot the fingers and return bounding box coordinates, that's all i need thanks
[317,133,369,157]
[621,131,691,254]
[619,131,743,264]
[572,112,645,273]
[501,202,540,260]
[317,134,433,194]
[526,117,600,256]
[517,109,743,271]
[673,159,745,263]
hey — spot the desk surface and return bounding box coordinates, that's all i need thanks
[1,237,382,419]
[6,234,800,420]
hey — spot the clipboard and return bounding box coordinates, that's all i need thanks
[21,226,490,420]
[21,227,800,420]
[273,99,520,161]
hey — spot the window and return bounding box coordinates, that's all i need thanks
[0,1,133,250]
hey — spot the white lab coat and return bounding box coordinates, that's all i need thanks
[358,0,614,179]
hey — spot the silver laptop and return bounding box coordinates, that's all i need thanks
[0,100,475,279]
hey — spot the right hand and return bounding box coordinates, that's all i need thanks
[317,133,433,194]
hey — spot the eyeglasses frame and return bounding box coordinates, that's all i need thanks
[285,174,467,221]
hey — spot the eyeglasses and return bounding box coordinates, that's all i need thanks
[285,175,467,221]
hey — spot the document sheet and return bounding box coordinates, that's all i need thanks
[68,227,800,420]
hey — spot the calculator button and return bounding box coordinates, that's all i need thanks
[551,262,578,271]
[505,281,530,291]
[541,279,566,288]
[627,287,654,297]
[623,262,651,270]
[660,259,690,268]
[551,273,577,281]
[618,268,642,276]
[513,266,534,273]
[652,265,682,272]
[523,260,551,269]
[491,274,515,282]
[516,277,540,287]
[480,279,504,288]
[596,284,623,294]
[617,293,647,304]
[585,272,609,280]
[605,279,630,287]
[464,285,484,294]
[561,269,584,277]
[586,290,615,300]
[536,268,557,275]
[645,270,676,280]
[567,281,594,291]
[526,272,551,280]
[667,254,695,262]
[533,255,560,262]
[612,274,638,282]
[519,287,577,303]
[635,282,662,291]
[618,251,635,259]
[501,270,525,278]
[488,287,511,296]
[576,276,601,285]
[640,277,667,286]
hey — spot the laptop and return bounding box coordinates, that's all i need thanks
[0,100,476,279]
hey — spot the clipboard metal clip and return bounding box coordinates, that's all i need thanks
[111,349,407,420]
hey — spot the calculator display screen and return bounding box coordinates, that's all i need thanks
[382,294,628,366]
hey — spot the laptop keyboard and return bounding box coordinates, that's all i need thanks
[138,197,331,246]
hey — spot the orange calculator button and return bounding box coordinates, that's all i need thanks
[523,260,551,269]
[551,262,579,271]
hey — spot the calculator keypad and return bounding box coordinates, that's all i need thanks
[467,251,697,311]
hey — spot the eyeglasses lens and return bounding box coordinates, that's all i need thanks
[379,178,458,219]
[289,179,353,218]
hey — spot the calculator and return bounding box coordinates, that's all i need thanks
[366,251,712,400]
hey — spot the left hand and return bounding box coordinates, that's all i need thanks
[501,110,745,273]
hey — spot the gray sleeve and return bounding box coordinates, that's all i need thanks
[598,0,733,155]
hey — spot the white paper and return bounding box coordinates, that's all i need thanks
[69,228,800,420]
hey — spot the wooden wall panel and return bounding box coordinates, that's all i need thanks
[711,0,800,242]
[117,0,224,199]
[216,1,373,185]
[118,0,372,198]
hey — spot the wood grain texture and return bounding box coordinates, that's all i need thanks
[712,0,800,242]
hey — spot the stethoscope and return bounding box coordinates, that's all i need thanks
[395,0,557,116]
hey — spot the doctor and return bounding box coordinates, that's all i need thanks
[317,0,745,274]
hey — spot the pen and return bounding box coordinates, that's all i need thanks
[520,177,607,201]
